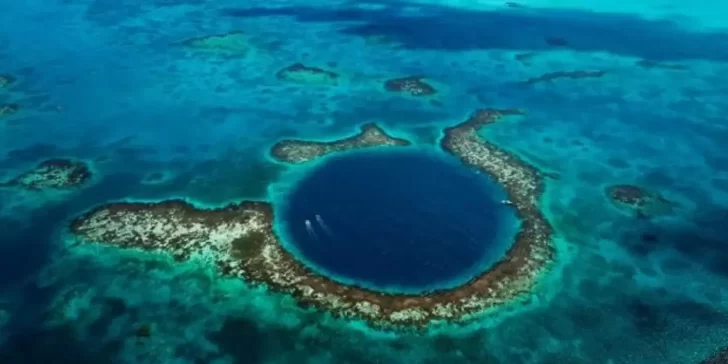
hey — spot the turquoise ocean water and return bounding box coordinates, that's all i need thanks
[1,0,727,362]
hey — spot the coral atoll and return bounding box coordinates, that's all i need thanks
[384,76,437,96]
[270,123,410,164]
[71,110,555,328]
[2,158,92,190]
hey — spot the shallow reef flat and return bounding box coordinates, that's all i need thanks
[70,200,273,268]
[700,346,728,364]
[439,109,554,306]
[270,123,411,164]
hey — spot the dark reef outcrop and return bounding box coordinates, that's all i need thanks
[275,63,339,85]
[384,76,437,96]
[605,184,677,218]
[2,158,92,190]
[523,70,607,85]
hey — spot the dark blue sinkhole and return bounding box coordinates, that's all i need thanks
[276,149,518,294]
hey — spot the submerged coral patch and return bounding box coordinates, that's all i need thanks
[522,70,607,85]
[0,103,20,117]
[140,171,173,185]
[514,52,537,65]
[2,158,92,190]
[275,63,339,85]
[364,34,396,46]
[270,123,410,164]
[636,60,688,71]
[70,109,554,327]
[0,74,16,89]
[177,31,252,57]
[544,37,569,47]
[605,184,677,218]
[384,76,437,96]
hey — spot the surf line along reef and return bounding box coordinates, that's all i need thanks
[69,110,554,327]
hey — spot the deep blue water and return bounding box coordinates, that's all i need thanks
[278,149,516,293]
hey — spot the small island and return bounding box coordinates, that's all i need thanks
[384,76,437,96]
[270,123,411,164]
[275,63,339,85]
[2,158,92,190]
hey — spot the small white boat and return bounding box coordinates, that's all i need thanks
[305,219,319,240]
